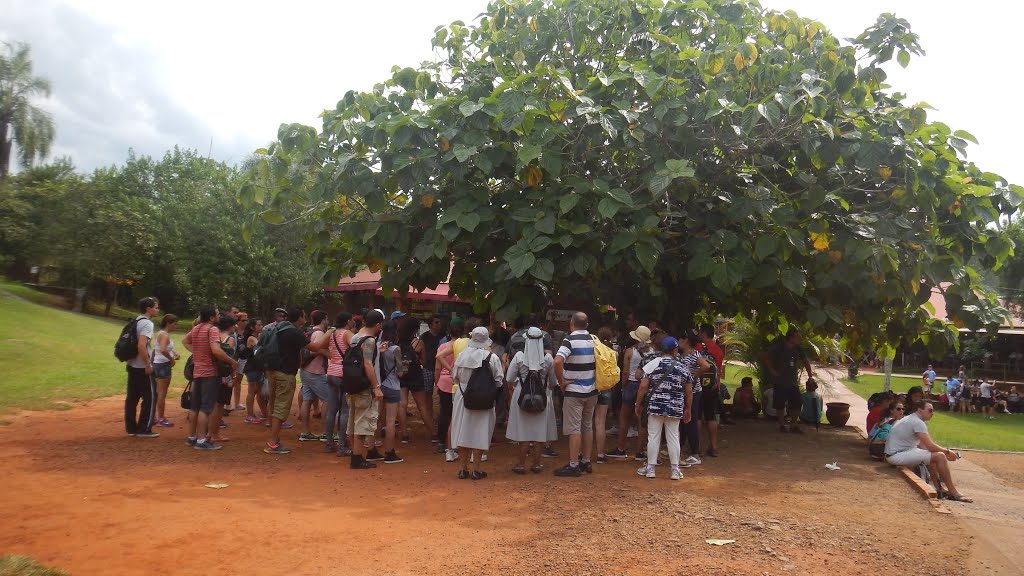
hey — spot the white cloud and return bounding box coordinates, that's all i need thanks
[2,0,1022,186]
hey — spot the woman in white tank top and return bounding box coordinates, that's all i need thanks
[153,314,180,427]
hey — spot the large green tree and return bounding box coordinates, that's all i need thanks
[0,42,55,180]
[240,0,1019,355]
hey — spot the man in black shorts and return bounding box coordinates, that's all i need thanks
[762,327,814,434]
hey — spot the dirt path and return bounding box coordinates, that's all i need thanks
[819,368,1024,575]
[0,393,989,576]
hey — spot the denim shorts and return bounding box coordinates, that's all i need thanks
[382,386,401,404]
[597,388,613,406]
[300,371,330,402]
[153,363,172,379]
[621,380,640,406]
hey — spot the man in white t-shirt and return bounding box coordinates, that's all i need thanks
[126,297,160,438]
[979,380,995,416]
[884,400,973,502]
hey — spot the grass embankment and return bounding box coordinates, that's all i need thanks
[842,373,1024,452]
[0,293,127,414]
[0,556,66,576]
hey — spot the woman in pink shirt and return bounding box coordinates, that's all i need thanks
[435,321,464,462]
[321,312,354,456]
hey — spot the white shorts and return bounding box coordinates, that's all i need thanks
[886,448,932,467]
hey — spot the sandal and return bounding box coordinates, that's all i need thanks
[947,494,974,503]
[458,469,470,480]
[471,470,488,480]
[530,463,543,474]
[512,464,526,475]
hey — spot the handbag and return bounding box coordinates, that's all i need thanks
[180,380,193,410]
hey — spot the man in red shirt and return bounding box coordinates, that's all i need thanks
[182,305,238,450]
[698,324,724,457]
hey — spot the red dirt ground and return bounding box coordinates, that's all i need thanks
[0,395,995,575]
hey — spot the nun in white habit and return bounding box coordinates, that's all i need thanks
[505,327,559,474]
[451,326,504,479]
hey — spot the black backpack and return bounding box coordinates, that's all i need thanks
[517,366,547,414]
[460,353,498,410]
[699,342,719,389]
[343,336,378,394]
[300,327,320,369]
[251,321,292,372]
[114,317,142,362]
[398,340,423,383]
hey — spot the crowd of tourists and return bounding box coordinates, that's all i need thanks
[118,297,762,480]
[920,365,1021,417]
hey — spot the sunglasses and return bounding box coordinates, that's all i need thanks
[893,406,905,411]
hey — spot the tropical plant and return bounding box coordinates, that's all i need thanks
[0,42,55,179]
[240,0,1019,356]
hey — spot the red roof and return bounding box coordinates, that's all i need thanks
[326,269,465,303]
[926,284,1024,328]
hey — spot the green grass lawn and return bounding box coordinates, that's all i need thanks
[842,373,1024,452]
[0,293,127,414]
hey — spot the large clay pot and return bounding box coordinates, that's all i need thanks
[825,402,851,427]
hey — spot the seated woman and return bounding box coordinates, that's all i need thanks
[799,379,823,425]
[868,402,903,460]
[731,377,758,418]
[866,392,894,432]
[1007,386,1022,414]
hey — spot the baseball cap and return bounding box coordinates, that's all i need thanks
[661,336,678,352]
[390,311,407,320]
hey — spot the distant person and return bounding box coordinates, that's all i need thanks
[697,323,724,457]
[152,314,180,428]
[299,310,331,442]
[921,365,937,394]
[634,336,692,480]
[609,325,651,459]
[762,327,813,434]
[504,327,558,474]
[263,307,322,455]
[322,312,354,455]
[182,305,238,450]
[553,312,598,477]
[979,379,995,417]
[1006,386,1022,414]
[731,377,757,418]
[868,402,903,460]
[450,327,504,479]
[435,319,465,462]
[866,391,894,432]
[347,310,385,469]
[125,297,161,438]
[762,387,777,418]
[240,318,268,424]
[210,314,238,443]
[906,385,924,408]
[229,312,249,411]
[884,400,973,503]
[799,379,823,425]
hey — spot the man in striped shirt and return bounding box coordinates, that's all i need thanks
[182,305,238,450]
[553,312,598,477]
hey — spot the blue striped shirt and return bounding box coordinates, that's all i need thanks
[557,330,597,397]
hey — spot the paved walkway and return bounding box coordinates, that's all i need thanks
[816,366,1024,575]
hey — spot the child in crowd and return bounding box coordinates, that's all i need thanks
[799,379,823,425]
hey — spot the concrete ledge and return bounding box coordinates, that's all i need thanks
[898,466,937,499]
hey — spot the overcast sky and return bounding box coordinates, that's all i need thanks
[2,0,1021,185]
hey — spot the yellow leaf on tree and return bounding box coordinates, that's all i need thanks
[708,54,724,75]
[367,258,383,273]
[420,194,434,208]
[745,43,758,64]
[910,281,919,295]
[828,250,842,264]
[827,51,839,63]
[878,165,892,179]
[809,231,830,251]
[733,52,746,71]
[962,177,973,184]
[529,16,538,32]
[524,165,543,187]
[439,137,450,152]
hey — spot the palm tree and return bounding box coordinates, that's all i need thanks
[0,42,55,180]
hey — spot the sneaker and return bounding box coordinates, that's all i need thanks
[332,434,341,442]
[324,441,337,453]
[135,431,160,438]
[637,464,656,478]
[185,436,197,446]
[350,456,377,469]
[366,448,384,461]
[670,467,683,480]
[219,421,228,429]
[336,446,353,457]
[194,441,222,451]
[683,455,702,467]
[554,464,582,477]
[580,460,593,473]
[374,439,384,447]
[445,449,459,462]
[481,453,488,462]
[627,426,638,438]
[607,449,628,459]
[435,444,447,454]
[298,432,319,442]
[244,416,263,424]
[634,451,646,461]
[401,435,411,444]
[431,435,440,444]
[155,419,174,428]
[384,450,404,464]
[595,454,608,464]
[280,421,294,430]
[263,442,291,454]
[542,446,559,458]
[606,425,619,436]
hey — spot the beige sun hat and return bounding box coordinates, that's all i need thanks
[629,325,652,344]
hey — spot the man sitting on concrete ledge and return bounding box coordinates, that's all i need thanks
[883,399,973,503]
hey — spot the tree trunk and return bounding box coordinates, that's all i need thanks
[0,122,11,181]
[883,356,893,391]
[104,283,115,317]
